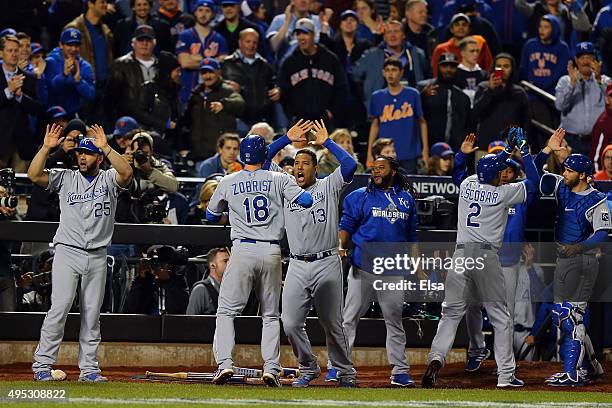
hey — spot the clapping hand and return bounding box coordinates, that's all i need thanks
[286,119,314,142]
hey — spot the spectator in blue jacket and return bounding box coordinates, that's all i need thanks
[350,20,428,111]
[44,28,95,117]
[520,14,569,145]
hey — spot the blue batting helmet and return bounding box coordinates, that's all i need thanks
[240,134,268,164]
[563,154,593,176]
[477,154,508,183]
[74,138,103,155]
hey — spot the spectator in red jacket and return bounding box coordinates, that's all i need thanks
[431,13,493,77]
[594,144,612,180]
[590,84,612,173]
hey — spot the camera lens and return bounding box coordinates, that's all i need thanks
[0,196,17,208]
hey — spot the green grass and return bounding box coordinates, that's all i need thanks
[1,381,611,407]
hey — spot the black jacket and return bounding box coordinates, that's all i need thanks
[125,270,189,315]
[279,44,348,120]
[403,21,437,61]
[214,17,261,54]
[104,51,178,133]
[114,15,174,57]
[182,80,245,160]
[418,78,473,149]
[221,51,276,124]
[473,54,530,145]
[26,147,76,221]
[0,64,41,160]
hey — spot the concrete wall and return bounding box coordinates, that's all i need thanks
[0,341,467,368]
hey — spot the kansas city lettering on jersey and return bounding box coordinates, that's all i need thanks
[461,186,500,204]
[290,68,335,86]
[67,186,109,205]
[380,102,414,123]
[231,180,273,195]
[287,190,325,211]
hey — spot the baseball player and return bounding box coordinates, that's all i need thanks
[452,132,553,371]
[29,124,133,382]
[338,156,420,387]
[205,135,313,387]
[422,127,539,388]
[536,141,611,386]
[263,120,357,387]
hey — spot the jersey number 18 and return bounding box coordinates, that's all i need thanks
[243,195,269,223]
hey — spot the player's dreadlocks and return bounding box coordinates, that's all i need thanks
[366,156,418,198]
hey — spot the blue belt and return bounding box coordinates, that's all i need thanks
[240,239,280,245]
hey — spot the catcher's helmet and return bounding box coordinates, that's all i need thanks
[563,154,593,176]
[477,154,508,184]
[240,134,268,165]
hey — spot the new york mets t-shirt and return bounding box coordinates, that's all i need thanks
[369,86,423,161]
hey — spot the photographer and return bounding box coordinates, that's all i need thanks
[17,249,54,312]
[125,245,189,315]
[26,118,85,222]
[117,132,188,223]
[0,184,17,311]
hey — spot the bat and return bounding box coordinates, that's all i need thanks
[145,367,300,380]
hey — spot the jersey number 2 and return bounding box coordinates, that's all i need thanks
[466,203,481,228]
[243,195,269,223]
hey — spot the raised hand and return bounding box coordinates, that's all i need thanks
[43,123,64,149]
[515,128,530,156]
[89,124,109,150]
[311,119,329,146]
[286,119,313,142]
[547,128,566,152]
[460,133,479,155]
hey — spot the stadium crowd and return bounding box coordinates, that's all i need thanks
[1,0,612,369]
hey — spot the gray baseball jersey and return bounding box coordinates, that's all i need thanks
[283,167,347,255]
[207,169,306,241]
[456,174,527,248]
[48,168,124,249]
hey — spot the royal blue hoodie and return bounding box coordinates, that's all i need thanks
[519,14,570,96]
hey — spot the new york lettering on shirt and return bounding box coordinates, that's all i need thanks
[290,68,335,86]
[529,51,558,77]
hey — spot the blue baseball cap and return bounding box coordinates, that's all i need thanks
[46,106,68,120]
[575,41,596,57]
[430,142,454,158]
[191,0,216,13]
[74,138,103,155]
[0,28,16,38]
[340,10,359,21]
[505,158,522,173]
[200,57,220,72]
[488,140,507,154]
[60,28,82,45]
[113,116,139,137]
[31,42,44,55]
[221,0,240,5]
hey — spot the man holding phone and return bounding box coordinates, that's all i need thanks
[473,53,530,158]
[555,42,611,155]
